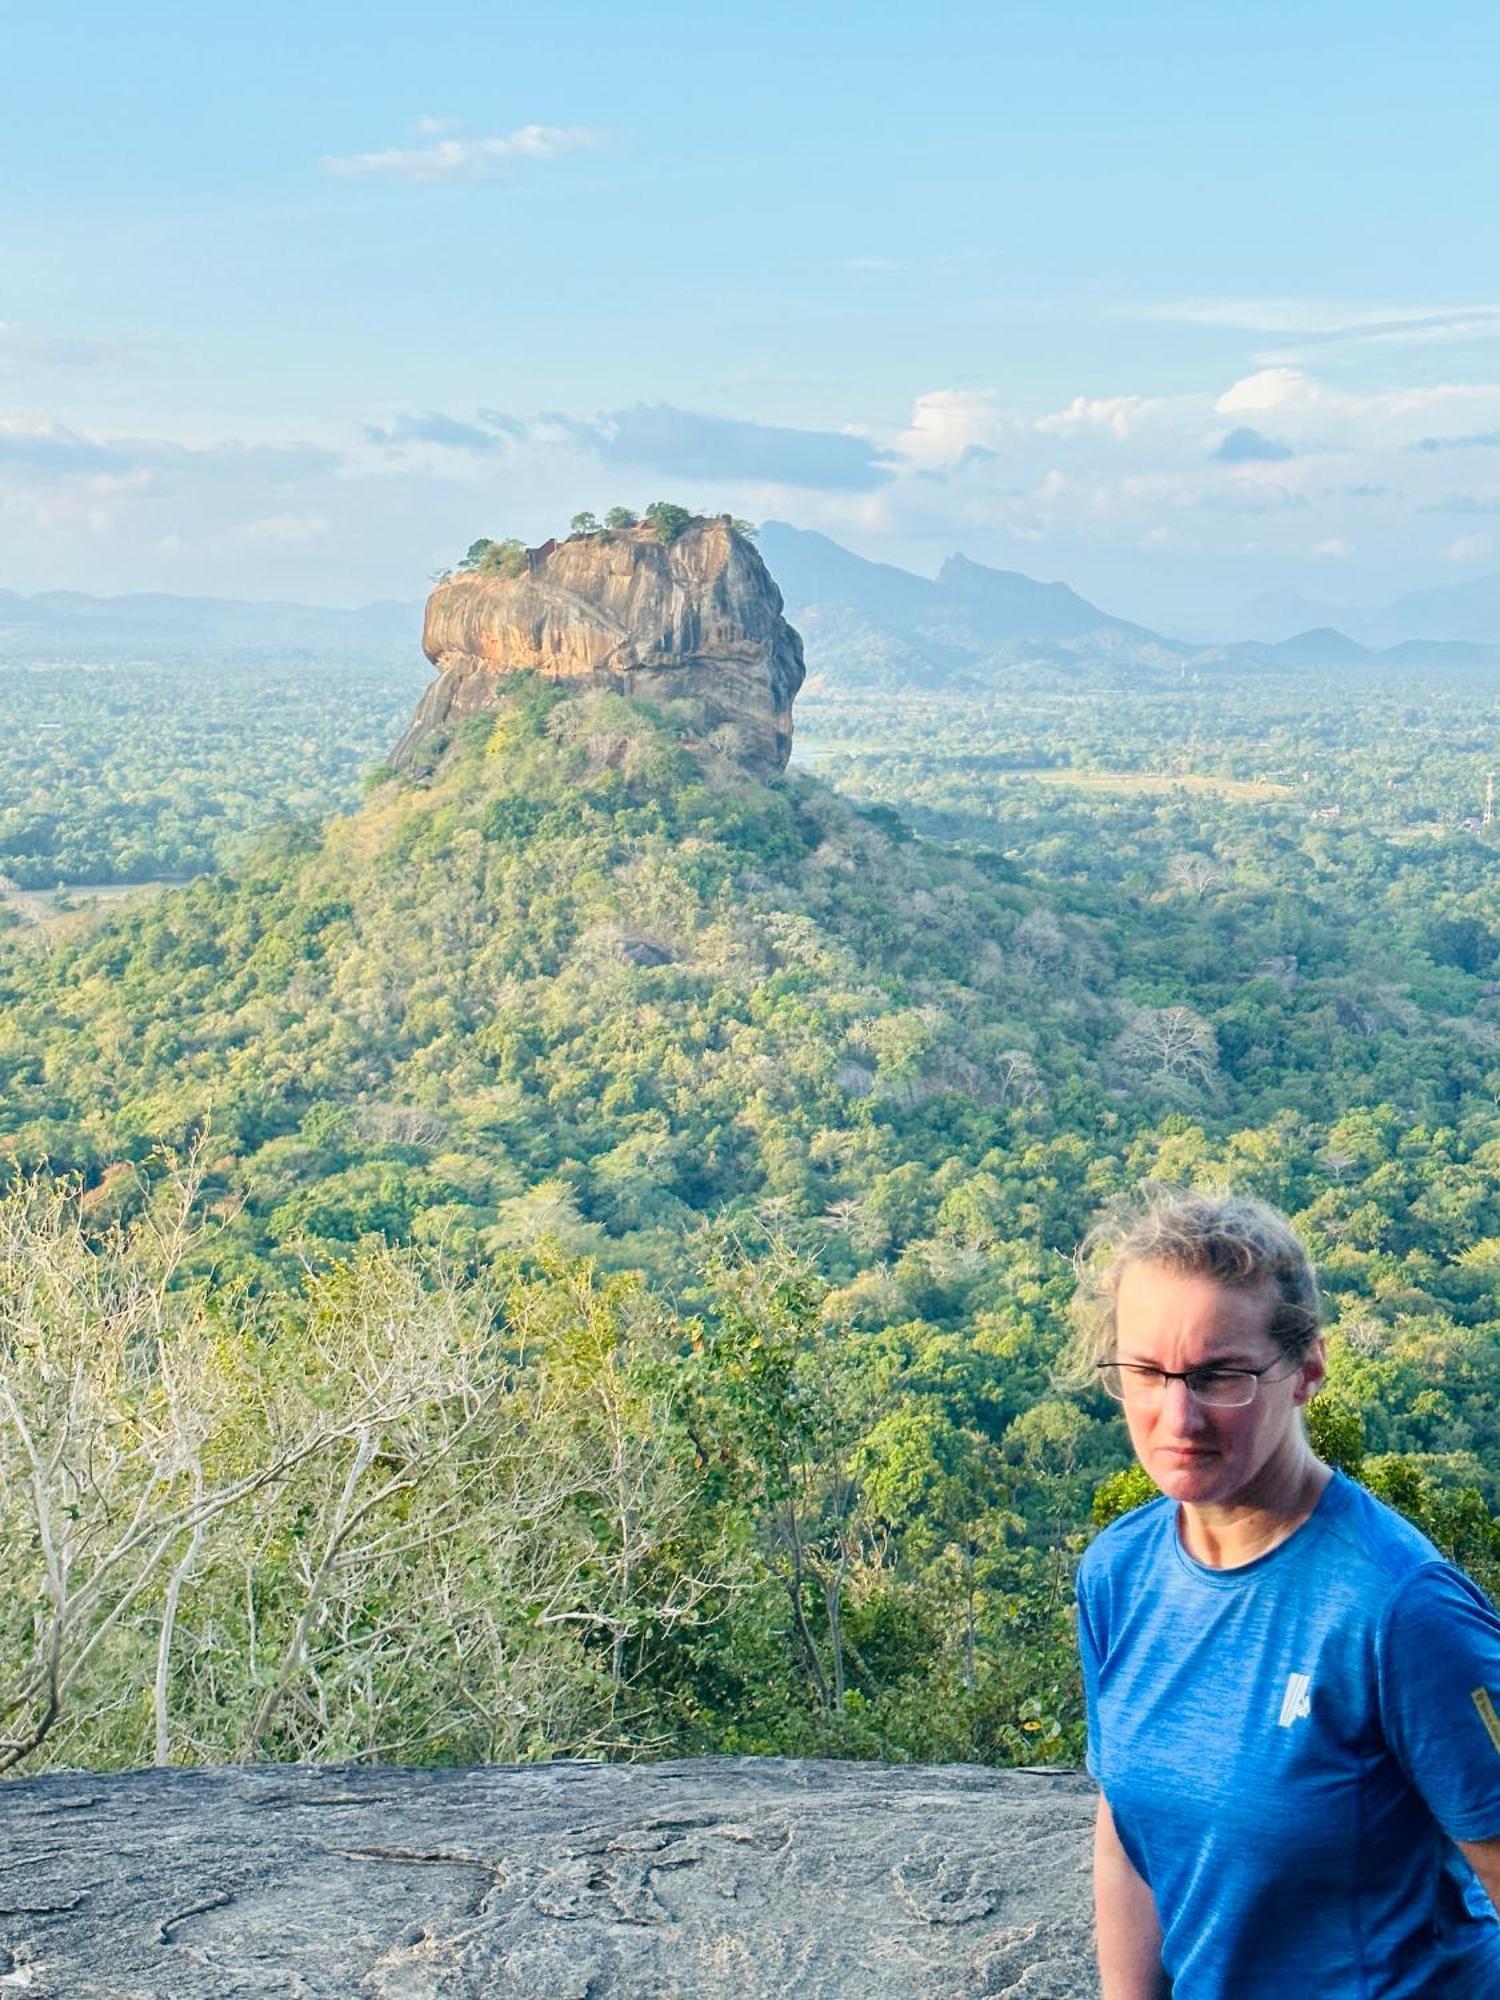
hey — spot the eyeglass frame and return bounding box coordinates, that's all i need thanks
[1094,1355,1305,1409]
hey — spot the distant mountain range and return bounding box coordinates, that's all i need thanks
[756,522,1500,685]
[1233,571,1500,649]
[0,589,420,662]
[3,533,1498,682]
[756,524,1179,683]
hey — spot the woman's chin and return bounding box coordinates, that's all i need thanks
[1150,1451,1226,1499]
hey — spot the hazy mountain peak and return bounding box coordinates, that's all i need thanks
[1387,570,1500,644]
[763,523,1137,636]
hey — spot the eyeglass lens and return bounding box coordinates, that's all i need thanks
[1098,1364,1259,1409]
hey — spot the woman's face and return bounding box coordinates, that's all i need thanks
[1111,1259,1324,1510]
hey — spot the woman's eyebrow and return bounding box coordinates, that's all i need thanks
[1115,1352,1262,1368]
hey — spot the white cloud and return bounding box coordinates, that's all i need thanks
[323,123,602,184]
[895,390,1003,465]
[1214,369,1500,455]
[1123,473,1304,518]
[1215,369,1320,417]
[13,354,1500,617]
[1446,532,1494,564]
[1035,392,1173,440]
[0,413,362,591]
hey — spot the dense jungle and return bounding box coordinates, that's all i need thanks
[3,625,1499,1780]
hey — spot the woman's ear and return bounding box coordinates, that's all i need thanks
[1293,1335,1328,1406]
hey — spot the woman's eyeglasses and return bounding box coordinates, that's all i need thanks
[1095,1358,1294,1410]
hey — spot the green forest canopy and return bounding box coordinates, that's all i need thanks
[2,653,1500,1775]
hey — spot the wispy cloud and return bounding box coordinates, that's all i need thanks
[1446,532,1494,563]
[323,123,602,184]
[0,413,360,594]
[0,420,128,475]
[1129,298,1357,333]
[0,323,138,373]
[1409,430,1500,453]
[0,415,337,485]
[1129,297,1500,353]
[1121,471,1308,516]
[15,360,1500,616]
[1417,492,1500,516]
[363,411,512,454]
[362,400,894,491]
[224,511,331,551]
[1335,313,1500,351]
[537,402,894,491]
[839,249,994,280]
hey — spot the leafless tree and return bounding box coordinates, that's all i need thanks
[0,1163,354,1772]
[988,1048,1043,1106]
[1112,1004,1220,1092]
[1165,852,1224,899]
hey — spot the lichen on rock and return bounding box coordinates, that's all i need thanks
[393,517,806,778]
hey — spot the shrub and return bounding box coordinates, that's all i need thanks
[644,501,695,544]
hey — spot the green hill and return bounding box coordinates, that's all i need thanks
[0,678,1115,1278]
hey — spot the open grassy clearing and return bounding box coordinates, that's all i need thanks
[0,879,187,950]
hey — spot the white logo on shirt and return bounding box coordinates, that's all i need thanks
[1279,1671,1313,1727]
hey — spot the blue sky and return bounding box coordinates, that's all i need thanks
[5,0,1500,628]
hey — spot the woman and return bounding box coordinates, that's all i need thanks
[1072,1189,1500,1999]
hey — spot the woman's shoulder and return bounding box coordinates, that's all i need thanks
[1318,1470,1451,1584]
[1077,1492,1176,1593]
[1310,1474,1500,1651]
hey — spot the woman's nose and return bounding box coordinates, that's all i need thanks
[1162,1376,1206,1428]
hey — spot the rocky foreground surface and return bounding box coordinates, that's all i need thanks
[0,1757,1097,1997]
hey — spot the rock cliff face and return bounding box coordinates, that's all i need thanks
[393,519,806,777]
[0,1757,1097,1997]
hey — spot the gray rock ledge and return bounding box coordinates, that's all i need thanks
[0,1756,1099,1998]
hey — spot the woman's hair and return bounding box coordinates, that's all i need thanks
[1060,1185,1322,1389]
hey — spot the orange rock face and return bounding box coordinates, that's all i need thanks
[393,519,805,776]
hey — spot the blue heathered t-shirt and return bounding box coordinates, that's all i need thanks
[1077,1471,1500,1999]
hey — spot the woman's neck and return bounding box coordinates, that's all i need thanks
[1179,1448,1333,1569]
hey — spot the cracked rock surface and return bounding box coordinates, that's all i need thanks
[0,1757,1098,1997]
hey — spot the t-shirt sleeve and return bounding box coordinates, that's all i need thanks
[1076,1559,1105,1782]
[1378,1561,1500,1842]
